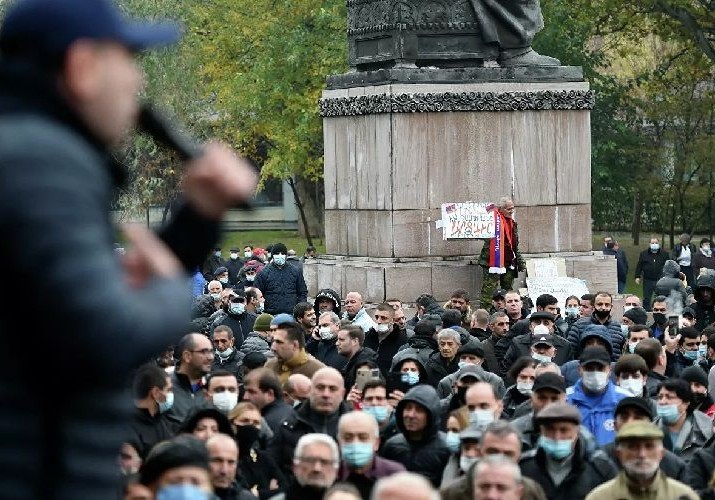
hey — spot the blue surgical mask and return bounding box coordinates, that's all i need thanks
[458,361,470,370]
[256,302,264,313]
[401,371,420,385]
[684,350,699,361]
[219,277,229,284]
[157,392,174,413]
[229,303,245,315]
[657,404,681,425]
[341,442,374,468]
[628,341,639,353]
[650,243,660,252]
[621,324,629,336]
[565,307,579,317]
[470,409,495,430]
[445,431,461,453]
[699,345,708,357]
[538,436,573,460]
[157,484,211,500]
[217,347,234,359]
[273,254,287,266]
[210,293,220,301]
[363,405,389,423]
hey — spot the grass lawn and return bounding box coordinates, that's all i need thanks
[220,230,325,254]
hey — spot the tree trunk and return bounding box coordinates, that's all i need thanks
[288,176,315,248]
[145,206,150,228]
[669,202,676,249]
[290,176,324,237]
[632,192,642,246]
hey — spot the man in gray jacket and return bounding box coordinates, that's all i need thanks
[0,0,257,497]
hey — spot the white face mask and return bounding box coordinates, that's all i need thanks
[582,371,609,393]
[460,455,478,473]
[230,253,239,260]
[319,327,334,340]
[532,352,551,364]
[618,378,643,397]
[623,306,634,313]
[628,341,639,353]
[516,381,534,395]
[212,392,238,413]
[244,251,252,258]
[533,324,549,336]
[376,323,390,333]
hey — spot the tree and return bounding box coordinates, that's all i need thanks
[187,0,348,240]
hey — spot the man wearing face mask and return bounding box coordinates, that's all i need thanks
[204,246,225,280]
[306,312,348,370]
[566,346,629,446]
[464,382,503,432]
[361,379,400,448]
[379,384,450,487]
[211,325,245,378]
[566,291,625,360]
[441,423,547,500]
[613,354,651,399]
[603,236,629,294]
[586,421,697,500]
[519,402,617,500]
[694,273,715,330]
[621,308,648,342]
[436,344,506,400]
[364,303,407,377]
[693,238,715,279]
[253,242,308,315]
[216,290,257,347]
[680,366,715,417]
[656,378,712,462]
[501,312,574,377]
[511,373,567,450]
[635,237,669,311]
[336,411,405,499]
[665,327,703,378]
[129,364,176,458]
[206,370,240,415]
[225,247,243,286]
[440,366,485,422]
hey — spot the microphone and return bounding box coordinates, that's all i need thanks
[137,104,253,210]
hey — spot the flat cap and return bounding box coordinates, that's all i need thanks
[529,311,555,322]
[535,402,581,425]
[616,421,663,442]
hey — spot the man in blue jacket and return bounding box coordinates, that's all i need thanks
[254,242,308,315]
[567,346,629,446]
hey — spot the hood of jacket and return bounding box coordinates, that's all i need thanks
[662,259,681,278]
[580,324,613,355]
[395,384,442,442]
[314,288,342,317]
[696,272,715,294]
[406,334,438,351]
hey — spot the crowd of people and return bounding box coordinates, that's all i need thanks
[116,240,715,500]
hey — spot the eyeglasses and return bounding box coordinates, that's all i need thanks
[191,349,214,356]
[295,457,338,467]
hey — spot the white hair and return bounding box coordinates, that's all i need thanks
[535,361,562,376]
[293,433,339,464]
[339,411,379,440]
[371,472,440,500]
[437,329,462,345]
[319,311,340,324]
[474,454,522,484]
[496,196,514,208]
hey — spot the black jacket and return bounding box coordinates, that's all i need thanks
[270,400,351,475]
[424,351,460,387]
[601,441,686,481]
[685,442,715,494]
[364,325,408,377]
[0,61,219,499]
[169,371,211,424]
[128,407,176,459]
[501,332,574,373]
[635,248,669,281]
[225,258,244,285]
[261,399,294,434]
[379,385,451,487]
[342,347,379,391]
[217,311,258,347]
[215,481,257,500]
[305,337,347,370]
[212,347,245,380]
[253,262,307,315]
[519,439,617,500]
[695,274,715,330]
[501,385,530,419]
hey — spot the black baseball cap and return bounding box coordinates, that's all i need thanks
[0,0,180,60]
[532,373,566,393]
[531,335,555,348]
[492,289,508,300]
[615,397,654,420]
[579,346,610,367]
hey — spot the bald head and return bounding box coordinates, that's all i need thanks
[284,373,312,407]
[310,368,345,414]
[338,411,379,441]
[345,292,364,316]
[206,433,237,454]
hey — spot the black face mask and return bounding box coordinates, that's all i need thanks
[594,309,610,319]
[234,425,261,458]
[652,313,667,325]
[606,242,616,249]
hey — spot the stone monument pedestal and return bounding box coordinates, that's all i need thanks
[306,68,616,304]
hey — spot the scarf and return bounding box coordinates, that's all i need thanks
[488,208,515,274]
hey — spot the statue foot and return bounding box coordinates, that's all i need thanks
[499,48,560,67]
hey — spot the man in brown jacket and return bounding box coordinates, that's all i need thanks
[265,321,325,383]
